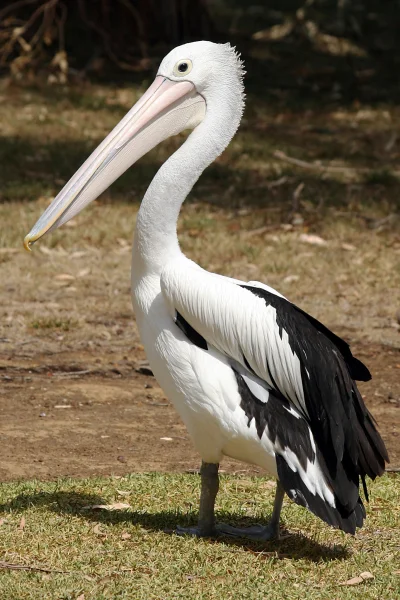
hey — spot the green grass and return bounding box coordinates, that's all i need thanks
[31,317,76,331]
[0,474,399,599]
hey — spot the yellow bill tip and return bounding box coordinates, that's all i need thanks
[23,236,33,252]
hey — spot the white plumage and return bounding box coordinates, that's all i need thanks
[25,41,388,540]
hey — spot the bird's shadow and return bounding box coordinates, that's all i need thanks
[0,490,349,562]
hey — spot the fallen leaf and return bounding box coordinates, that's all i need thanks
[299,233,328,246]
[54,273,75,281]
[341,242,356,251]
[84,503,131,511]
[38,245,54,255]
[76,594,85,600]
[340,576,364,586]
[93,524,107,537]
[121,532,131,540]
[283,274,300,284]
[70,251,87,259]
[339,571,374,586]
[264,480,276,489]
[359,571,374,580]
[18,516,25,531]
[116,490,130,496]
[77,268,90,278]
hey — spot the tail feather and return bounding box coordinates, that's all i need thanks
[276,456,365,535]
[276,377,388,535]
[352,387,389,478]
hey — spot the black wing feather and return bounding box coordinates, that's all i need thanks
[175,311,208,350]
[292,304,371,382]
[241,284,388,521]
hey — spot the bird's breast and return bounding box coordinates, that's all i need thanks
[130,273,278,471]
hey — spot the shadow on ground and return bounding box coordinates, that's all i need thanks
[1,132,399,216]
[0,490,350,562]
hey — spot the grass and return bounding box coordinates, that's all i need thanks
[0,473,399,599]
[31,317,76,331]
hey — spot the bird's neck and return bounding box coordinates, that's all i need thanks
[133,91,243,277]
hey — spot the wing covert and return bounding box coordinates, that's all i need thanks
[161,261,306,415]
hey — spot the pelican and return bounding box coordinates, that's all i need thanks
[24,41,388,540]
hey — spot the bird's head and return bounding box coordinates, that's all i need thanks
[23,41,245,251]
[158,41,245,107]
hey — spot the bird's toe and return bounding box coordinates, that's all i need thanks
[216,522,280,541]
[175,524,218,538]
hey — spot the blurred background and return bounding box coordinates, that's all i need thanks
[0,1,399,481]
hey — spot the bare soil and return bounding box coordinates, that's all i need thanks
[1,310,399,482]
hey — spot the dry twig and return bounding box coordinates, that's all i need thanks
[273,150,370,173]
[0,560,69,574]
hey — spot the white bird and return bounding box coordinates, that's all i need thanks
[24,41,388,540]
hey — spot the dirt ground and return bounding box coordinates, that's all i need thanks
[0,238,399,481]
[0,341,399,482]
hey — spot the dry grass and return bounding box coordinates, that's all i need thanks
[0,78,399,385]
[0,473,399,599]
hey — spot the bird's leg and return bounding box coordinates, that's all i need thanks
[198,461,219,535]
[176,461,219,537]
[216,481,285,541]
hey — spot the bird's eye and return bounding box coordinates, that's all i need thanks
[173,59,193,77]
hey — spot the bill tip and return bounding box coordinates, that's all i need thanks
[23,236,33,252]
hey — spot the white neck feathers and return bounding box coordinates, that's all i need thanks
[133,52,245,276]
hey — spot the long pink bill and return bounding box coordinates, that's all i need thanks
[24,76,205,250]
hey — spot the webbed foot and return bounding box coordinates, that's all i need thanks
[175,525,218,538]
[216,521,280,541]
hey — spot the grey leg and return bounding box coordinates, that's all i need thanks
[216,481,285,541]
[176,461,219,537]
[198,461,219,535]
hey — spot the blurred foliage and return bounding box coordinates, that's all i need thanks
[0,0,214,82]
[0,0,399,88]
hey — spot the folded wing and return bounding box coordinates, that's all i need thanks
[161,261,388,532]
